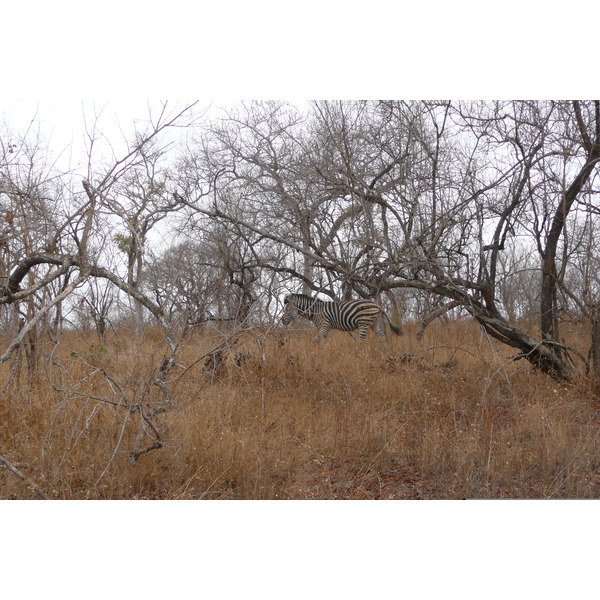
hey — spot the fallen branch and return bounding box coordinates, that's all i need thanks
[0,452,49,500]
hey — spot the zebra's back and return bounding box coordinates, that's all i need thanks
[321,299,380,331]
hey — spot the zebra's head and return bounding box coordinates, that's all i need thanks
[282,294,317,326]
[281,294,299,326]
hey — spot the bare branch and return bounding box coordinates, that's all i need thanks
[0,452,49,499]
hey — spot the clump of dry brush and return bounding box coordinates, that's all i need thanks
[1,321,600,499]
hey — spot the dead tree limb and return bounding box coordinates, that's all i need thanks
[0,452,49,499]
[416,300,461,340]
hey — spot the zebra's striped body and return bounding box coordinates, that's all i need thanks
[281,293,402,343]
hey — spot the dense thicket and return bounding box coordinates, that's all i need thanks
[2,101,600,491]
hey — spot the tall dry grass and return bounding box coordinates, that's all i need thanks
[1,320,600,499]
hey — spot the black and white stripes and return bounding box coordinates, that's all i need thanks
[282,293,402,343]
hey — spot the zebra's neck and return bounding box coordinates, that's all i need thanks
[297,297,324,321]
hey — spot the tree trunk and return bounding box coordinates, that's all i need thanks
[540,101,600,372]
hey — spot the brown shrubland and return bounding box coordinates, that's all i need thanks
[1,320,600,500]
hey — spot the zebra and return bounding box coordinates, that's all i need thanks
[281,293,402,343]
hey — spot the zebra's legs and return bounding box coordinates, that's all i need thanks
[357,324,370,341]
[373,319,387,345]
[315,323,331,342]
[375,328,388,346]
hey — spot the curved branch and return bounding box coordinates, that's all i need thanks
[1,255,74,303]
[3,252,71,295]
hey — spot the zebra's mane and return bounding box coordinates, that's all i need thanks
[286,293,329,305]
[288,293,314,302]
[288,293,370,305]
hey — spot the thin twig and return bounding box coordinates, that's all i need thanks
[94,408,133,488]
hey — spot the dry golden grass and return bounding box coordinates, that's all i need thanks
[1,320,600,499]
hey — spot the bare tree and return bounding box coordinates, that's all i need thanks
[1,102,200,476]
[175,100,600,379]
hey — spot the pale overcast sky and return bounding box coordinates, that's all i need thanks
[1,100,207,175]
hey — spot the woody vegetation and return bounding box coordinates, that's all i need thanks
[1,100,600,499]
